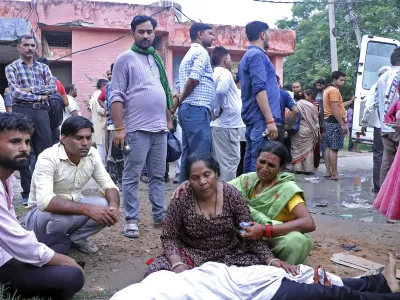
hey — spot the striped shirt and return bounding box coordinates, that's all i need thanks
[110,50,167,133]
[5,58,57,102]
[178,43,215,110]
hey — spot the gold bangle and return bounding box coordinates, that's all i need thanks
[114,126,125,131]
[268,258,280,266]
[171,262,186,270]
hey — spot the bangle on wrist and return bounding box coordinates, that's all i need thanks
[265,225,272,238]
[79,204,85,216]
[268,258,280,266]
[266,119,275,124]
[171,262,186,271]
[114,126,125,132]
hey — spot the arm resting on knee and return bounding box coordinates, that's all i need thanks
[273,203,316,237]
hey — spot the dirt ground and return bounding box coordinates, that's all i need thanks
[11,151,400,300]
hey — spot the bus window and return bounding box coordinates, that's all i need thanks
[362,41,397,90]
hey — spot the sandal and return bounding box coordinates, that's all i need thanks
[124,222,139,238]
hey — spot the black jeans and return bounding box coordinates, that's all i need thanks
[13,104,52,199]
[373,127,384,192]
[0,233,84,300]
[272,274,399,300]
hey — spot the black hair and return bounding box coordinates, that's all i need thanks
[97,79,109,89]
[36,57,49,65]
[316,78,326,85]
[282,84,292,92]
[131,15,158,32]
[390,47,400,66]
[185,153,220,179]
[303,89,313,97]
[211,46,229,66]
[332,71,346,81]
[17,35,35,45]
[245,21,269,42]
[189,23,212,41]
[110,63,114,73]
[0,113,33,135]
[257,140,289,168]
[276,75,280,84]
[61,116,94,136]
[294,91,305,101]
[65,84,75,94]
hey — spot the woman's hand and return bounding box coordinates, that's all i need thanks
[269,259,299,276]
[240,222,265,241]
[171,181,189,200]
[173,264,189,274]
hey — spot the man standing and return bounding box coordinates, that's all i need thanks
[25,116,120,254]
[292,81,302,94]
[171,23,215,183]
[64,84,81,122]
[111,15,173,238]
[5,35,57,205]
[361,66,391,192]
[238,21,280,172]
[315,79,326,160]
[3,88,13,112]
[210,46,245,182]
[0,113,84,299]
[323,71,354,180]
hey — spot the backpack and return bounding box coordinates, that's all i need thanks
[48,92,65,129]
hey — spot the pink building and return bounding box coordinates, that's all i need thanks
[0,0,295,116]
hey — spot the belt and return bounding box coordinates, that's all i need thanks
[14,101,49,110]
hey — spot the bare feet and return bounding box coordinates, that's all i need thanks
[331,174,340,180]
[382,253,400,293]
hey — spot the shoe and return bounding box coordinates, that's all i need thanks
[22,198,29,206]
[153,219,165,229]
[173,178,179,184]
[75,240,98,254]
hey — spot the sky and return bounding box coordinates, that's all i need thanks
[96,0,294,27]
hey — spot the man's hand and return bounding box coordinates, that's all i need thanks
[341,123,349,136]
[84,205,117,226]
[109,204,120,222]
[167,119,173,131]
[267,123,278,140]
[47,253,83,273]
[361,126,367,136]
[284,124,291,132]
[40,95,48,101]
[21,87,32,93]
[113,128,126,150]
[171,93,181,115]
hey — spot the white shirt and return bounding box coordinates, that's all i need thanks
[63,95,81,122]
[0,95,6,113]
[28,144,117,210]
[210,67,245,129]
[361,82,381,128]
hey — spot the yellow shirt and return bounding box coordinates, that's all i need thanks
[28,144,117,210]
[323,85,346,121]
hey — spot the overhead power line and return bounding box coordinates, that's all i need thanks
[254,0,382,4]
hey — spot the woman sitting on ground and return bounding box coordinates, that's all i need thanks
[145,154,298,277]
[174,141,316,265]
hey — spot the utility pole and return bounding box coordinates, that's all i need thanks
[346,0,362,48]
[328,0,338,72]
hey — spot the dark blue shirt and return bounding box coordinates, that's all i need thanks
[277,89,296,124]
[238,46,280,125]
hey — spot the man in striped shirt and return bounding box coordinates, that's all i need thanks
[5,35,57,205]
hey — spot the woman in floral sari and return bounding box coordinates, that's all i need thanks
[291,91,320,174]
[174,141,316,265]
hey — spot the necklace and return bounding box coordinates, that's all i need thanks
[196,185,218,219]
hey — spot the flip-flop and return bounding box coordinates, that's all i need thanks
[323,175,332,178]
[331,176,340,181]
[124,222,139,238]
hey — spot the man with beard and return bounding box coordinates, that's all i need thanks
[111,15,173,238]
[0,113,84,299]
[5,36,57,205]
[238,21,280,172]
[25,116,120,254]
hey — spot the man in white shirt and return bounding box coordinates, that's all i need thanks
[361,66,391,193]
[0,113,84,299]
[210,47,245,181]
[25,116,120,254]
[64,84,81,122]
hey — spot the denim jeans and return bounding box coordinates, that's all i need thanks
[244,120,268,173]
[123,131,167,222]
[178,104,211,183]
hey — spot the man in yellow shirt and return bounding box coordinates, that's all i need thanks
[323,71,355,180]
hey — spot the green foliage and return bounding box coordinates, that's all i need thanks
[276,0,400,99]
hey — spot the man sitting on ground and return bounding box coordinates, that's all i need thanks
[0,113,84,300]
[25,116,120,254]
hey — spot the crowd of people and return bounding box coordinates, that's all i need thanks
[0,13,400,300]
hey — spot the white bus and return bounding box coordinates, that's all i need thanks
[351,35,400,145]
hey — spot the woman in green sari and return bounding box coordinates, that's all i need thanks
[173,141,316,265]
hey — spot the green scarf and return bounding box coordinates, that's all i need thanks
[131,44,173,110]
[229,172,305,225]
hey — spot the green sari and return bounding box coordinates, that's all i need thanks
[229,172,313,265]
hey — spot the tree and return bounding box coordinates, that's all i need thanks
[276,0,400,99]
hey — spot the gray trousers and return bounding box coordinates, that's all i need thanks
[373,127,384,192]
[123,131,167,222]
[212,127,241,182]
[380,131,400,186]
[24,197,107,245]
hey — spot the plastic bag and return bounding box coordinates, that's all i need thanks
[166,131,182,162]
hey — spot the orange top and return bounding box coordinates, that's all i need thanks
[323,86,346,121]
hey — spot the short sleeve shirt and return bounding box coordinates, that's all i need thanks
[323,86,346,120]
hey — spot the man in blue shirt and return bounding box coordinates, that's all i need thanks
[276,75,298,143]
[238,21,280,172]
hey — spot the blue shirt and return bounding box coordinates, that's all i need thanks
[178,43,215,110]
[277,89,296,124]
[238,46,280,125]
[105,83,113,127]
[3,91,12,107]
